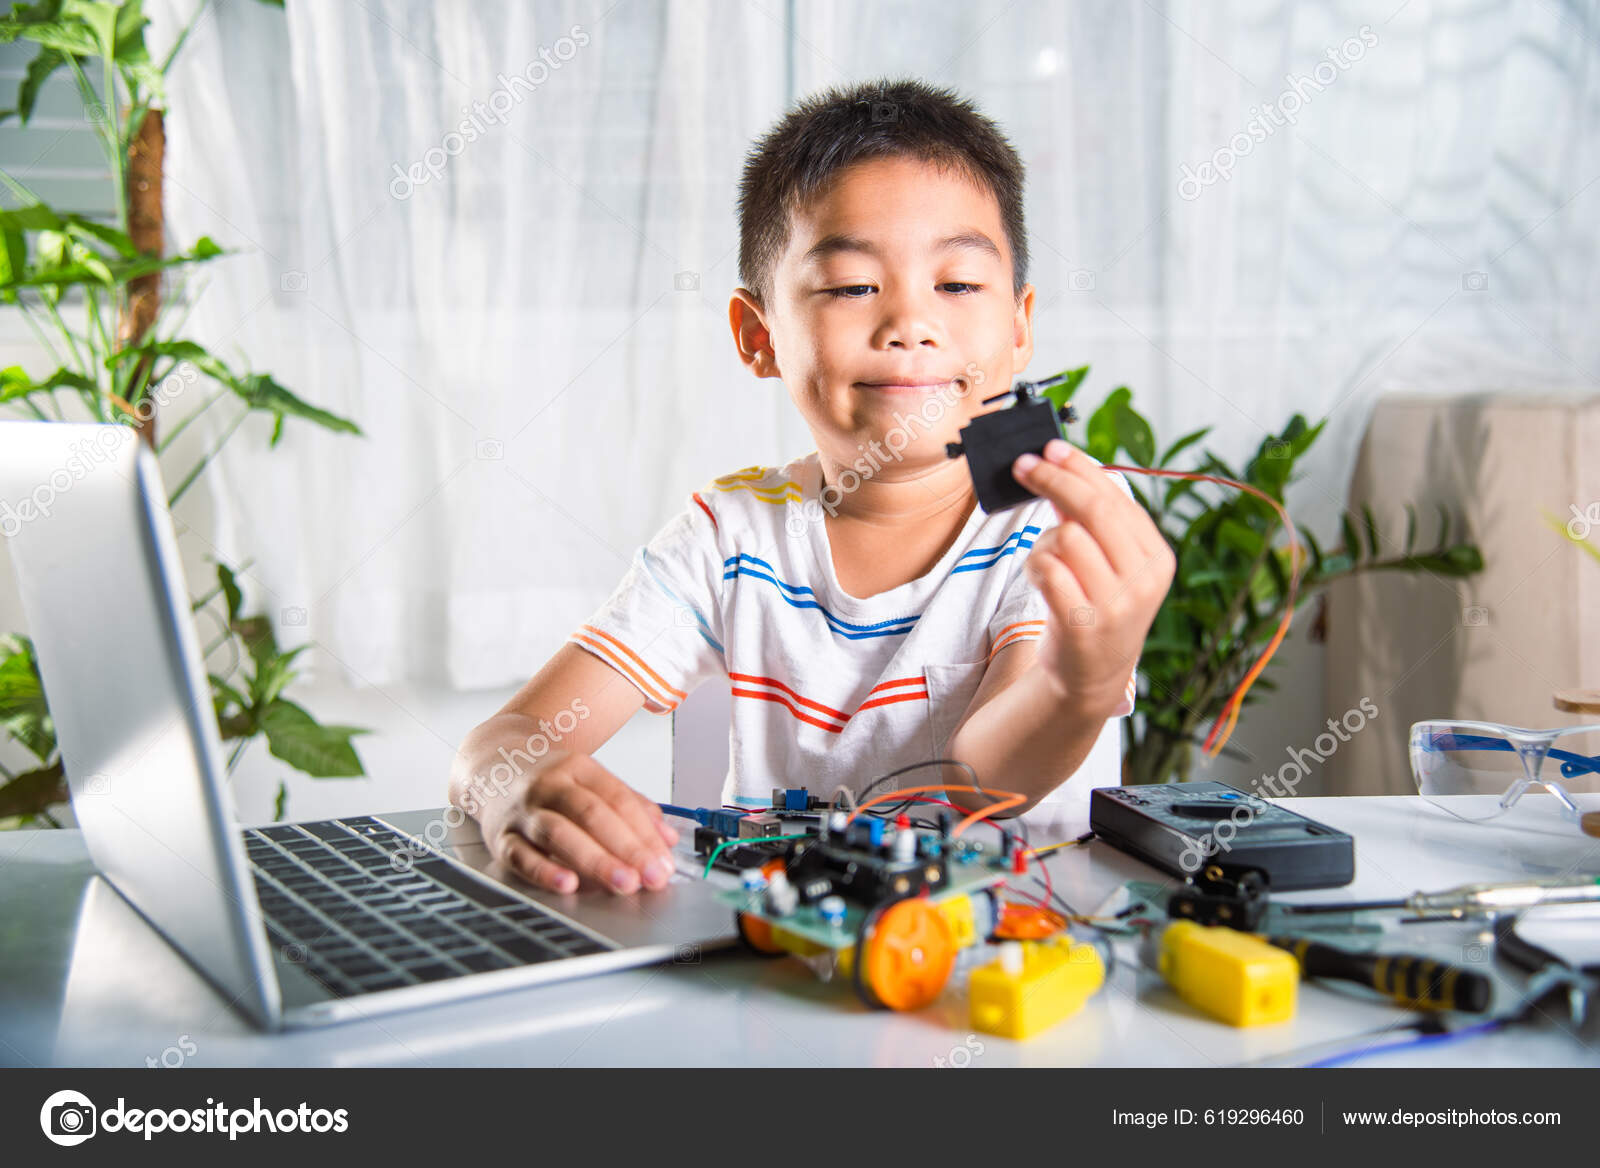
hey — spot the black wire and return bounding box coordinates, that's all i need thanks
[854,756,981,805]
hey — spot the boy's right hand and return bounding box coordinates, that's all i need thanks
[471,750,680,896]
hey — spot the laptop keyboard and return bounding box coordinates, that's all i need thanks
[243,816,612,998]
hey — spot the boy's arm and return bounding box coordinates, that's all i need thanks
[944,439,1173,814]
[450,644,678,895]
[941,637,1108,813]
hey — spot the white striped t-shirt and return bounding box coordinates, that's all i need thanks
[569,451,1137,808]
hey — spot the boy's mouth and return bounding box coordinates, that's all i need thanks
[853,377,965,396]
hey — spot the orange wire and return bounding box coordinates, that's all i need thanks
[1098,464,1302,757]
[846,784,1025,839]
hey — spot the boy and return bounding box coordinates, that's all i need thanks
[448,79,1174,897]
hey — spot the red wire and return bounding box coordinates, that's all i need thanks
[1098,463,1303,757]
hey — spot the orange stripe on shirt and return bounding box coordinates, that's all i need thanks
[865,675,926,695]
[690,492,718,531]
[570,632,676,711]
[987,631,1042,660]
[993,619,1046,641]
[579,625,686,700]
[729,671,929,727]
[729,672,849,721]
[855,688,931,713]
[731,686,846,733]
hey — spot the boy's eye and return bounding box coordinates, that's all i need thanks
[939,282,982,294]
[826,285,876,298]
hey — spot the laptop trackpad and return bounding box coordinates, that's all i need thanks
[382,812,737,953]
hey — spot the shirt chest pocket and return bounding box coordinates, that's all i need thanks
[921,660,991,757]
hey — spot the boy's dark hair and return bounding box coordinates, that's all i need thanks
[737,78,1028,307]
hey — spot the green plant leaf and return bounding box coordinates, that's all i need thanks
[1340,512,1360,559]
[207,672,248,714]
[1084,386,1131,464]
[1112,396,1156,466]
[1,233,226,291]
[1039,365,1089,408]
[1164,475,1201,508]
[1404,503,1417,553]
[1361,503,1381,557]
[258,699,367,778]
[250,643,306,707]
[0,203,62,231]
[228,371,362,439]
[1298,525,1324,576]
[215,561,243,623]
[1158,426,1211,468]
[1217,517,1264,560]
[0,639,56,762]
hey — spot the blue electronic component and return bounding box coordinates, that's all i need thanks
[658,803,754,839]
[782,788,809,811]
[867,818,885,847]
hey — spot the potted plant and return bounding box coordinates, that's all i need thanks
[1040,369,1485,785]
[1,0,366,826]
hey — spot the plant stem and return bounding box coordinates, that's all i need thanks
[103,54,128,238]
[225,737,250,776]
[39,296,90,380]
[1168,529,1278,713]
[160,0,215,74]
[168,406,249,506]
[17,300,70,371]
[157,390,227,454]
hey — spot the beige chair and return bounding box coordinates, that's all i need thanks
[1325,393,1600,794]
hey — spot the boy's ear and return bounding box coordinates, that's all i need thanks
[729,289,782,379]
[1011,283,1036,374]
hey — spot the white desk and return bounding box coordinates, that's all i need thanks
[1,797,1595,1068]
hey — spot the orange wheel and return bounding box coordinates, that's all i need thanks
[856,898,956,1011]
[736,911,786,956]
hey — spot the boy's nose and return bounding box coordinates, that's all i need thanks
[874,305,944,349]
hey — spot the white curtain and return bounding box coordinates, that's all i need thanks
[152,0,1600,693]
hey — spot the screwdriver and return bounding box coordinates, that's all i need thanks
[1282,875,1600,919]
[1265,935,1492,1013]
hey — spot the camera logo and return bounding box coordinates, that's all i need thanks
[40,1089,96,1147]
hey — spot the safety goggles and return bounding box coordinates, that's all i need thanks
[1409,720,1600,827]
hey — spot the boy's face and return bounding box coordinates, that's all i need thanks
[731,155,1034,479]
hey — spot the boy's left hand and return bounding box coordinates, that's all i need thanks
[1011,438,1175,716]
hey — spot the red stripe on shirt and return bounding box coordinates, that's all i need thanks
[691,492,718,530]
[731,686,846,733]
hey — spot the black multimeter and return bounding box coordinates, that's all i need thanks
[1089,780,1356,891]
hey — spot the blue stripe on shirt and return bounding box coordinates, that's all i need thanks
[722,553,919,640]
[642,547,726,655]
[950,526,1041,574]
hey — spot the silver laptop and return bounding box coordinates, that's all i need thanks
[0,421,735,1031]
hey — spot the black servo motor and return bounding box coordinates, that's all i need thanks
[945,374,1079,513]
